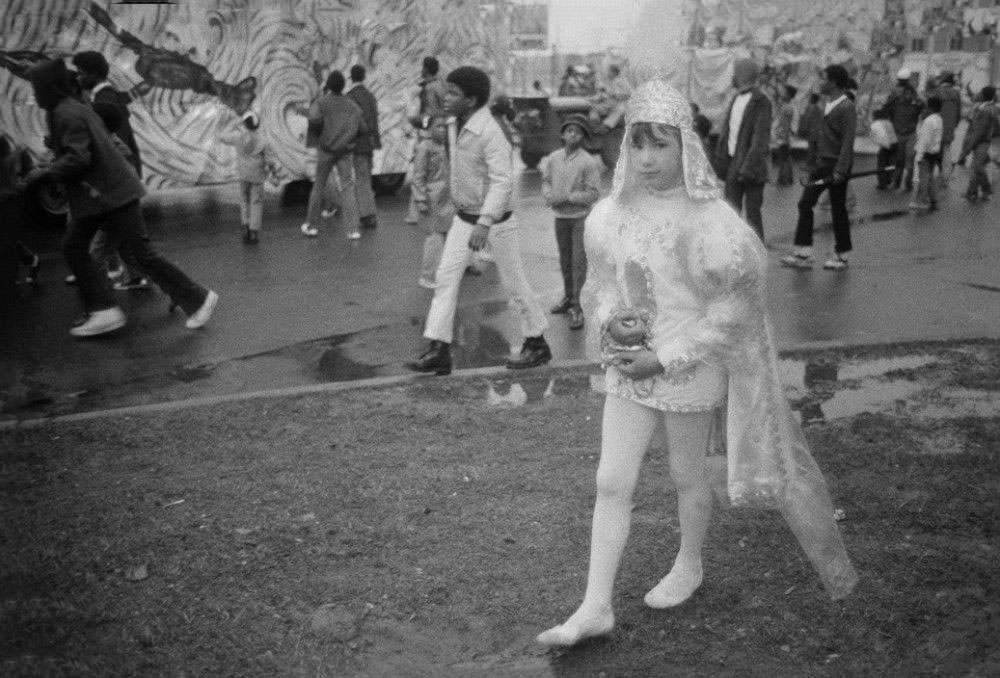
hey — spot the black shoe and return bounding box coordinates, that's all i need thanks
[406,340,452,375]
[550,297,573,314]
[506,336,552,370]
[247,230,259,245]
[361,215,378,229]
[568,306,585,330]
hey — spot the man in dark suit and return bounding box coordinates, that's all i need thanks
[347,64,381,229]
[714,58,771,240]
[781,65,857,272]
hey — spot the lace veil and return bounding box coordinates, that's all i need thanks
[612,79,721,203]
[596,80,859,601]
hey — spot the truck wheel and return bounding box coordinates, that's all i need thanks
[372,173,405,196]
[27,183,67,230]
[521,151,543,169]
[281,179,313,206]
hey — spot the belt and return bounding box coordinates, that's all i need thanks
[457,210,512,225]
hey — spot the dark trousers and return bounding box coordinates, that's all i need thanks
[794,164,852,255]
[774,143,794,185]
[893,133,916,188]
[876,144,897,188]
[723,177,764,239]
[64,200,207,314]
[965,143,993,200]
[554,216,587,305]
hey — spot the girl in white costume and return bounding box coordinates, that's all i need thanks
[537,80,858,647]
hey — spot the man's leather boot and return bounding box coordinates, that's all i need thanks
[407,340,452,375]
[506,336,552,370]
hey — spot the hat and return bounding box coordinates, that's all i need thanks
[896,67,912,80]
[733,58,761,85]
[560,113,591,140]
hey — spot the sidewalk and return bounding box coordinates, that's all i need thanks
[2,339,998,676]
[3,155,999,422]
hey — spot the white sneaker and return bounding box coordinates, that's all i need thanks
[822,256,849,271]
[69,306,126,337]
[185,290,219,329]
[347,230,362,241]
[301,223,319,237]
[780,252,814,269]
[417,277,436,289]
[106,266,124,281]
[321,208,337,219]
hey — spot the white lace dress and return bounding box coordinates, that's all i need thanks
[581,187,859,600]
[581,187,761,412]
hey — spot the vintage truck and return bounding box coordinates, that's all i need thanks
[511,94,625,171]
[0,0,510,214]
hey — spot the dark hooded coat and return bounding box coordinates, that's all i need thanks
[27,59,144,218]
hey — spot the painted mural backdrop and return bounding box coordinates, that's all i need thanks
[0,0,509,190]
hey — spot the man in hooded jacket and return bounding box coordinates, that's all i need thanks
[19,58,218,337]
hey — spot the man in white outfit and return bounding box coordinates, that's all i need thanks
[407,66,551,376]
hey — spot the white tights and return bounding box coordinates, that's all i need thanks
[538,395,717,645]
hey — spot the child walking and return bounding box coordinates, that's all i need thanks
[221,110,270,244]
[870,108,898,189]
[411,115,453,288]
[541,113,602,330]
[536,80,857,647]
[911,95,943,212]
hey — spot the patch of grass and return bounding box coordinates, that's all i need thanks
[2,351,999,677]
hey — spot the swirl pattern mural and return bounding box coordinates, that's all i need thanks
[0,0,510,190]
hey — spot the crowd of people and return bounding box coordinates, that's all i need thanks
[695,60,999,272]
[8,44,1000,650]
[4,50,998,353]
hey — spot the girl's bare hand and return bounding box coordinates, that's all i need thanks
[611,349,663,380]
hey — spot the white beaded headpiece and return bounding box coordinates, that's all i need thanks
[611,79,722,202]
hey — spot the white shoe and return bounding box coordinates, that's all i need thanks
[536,610,614,647]
[780,252,814,269]
[644,565,703,609]
[321,208,337,219]
[301,223,319,237]
[822,256,849,271]
[69,306,126,337]
[185,290,219,329]
[347,230,362,241]
[106,266,124,280]
[417,277,436,289]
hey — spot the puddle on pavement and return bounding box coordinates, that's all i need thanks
[315,300,521,382]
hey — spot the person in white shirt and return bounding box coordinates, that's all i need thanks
[912,95,943,211]
[407,66,550,375]
[870,108,898,189]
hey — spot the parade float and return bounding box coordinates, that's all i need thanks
[0,0,510,199]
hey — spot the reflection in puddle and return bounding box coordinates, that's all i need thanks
[917,388,1000,419]
[820,379,921,421]
[486,382,528,408]
[837,355,937,380]
[589,354,997,424]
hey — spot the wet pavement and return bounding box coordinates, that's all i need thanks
[3,157,1000,420]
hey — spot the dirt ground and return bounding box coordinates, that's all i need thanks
[1,341,998,677]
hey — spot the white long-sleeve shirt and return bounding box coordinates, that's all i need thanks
[447,107,513,221]
[914,113,943,161]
